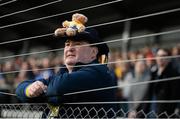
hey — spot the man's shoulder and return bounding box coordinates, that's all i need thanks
[85,63,109,72]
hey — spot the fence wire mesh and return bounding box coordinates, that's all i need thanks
[0,103,179,118]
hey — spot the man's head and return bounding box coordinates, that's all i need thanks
[64,40,98,66]
[62,28,109,66]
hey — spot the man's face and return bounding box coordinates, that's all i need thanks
[64,40,98,66]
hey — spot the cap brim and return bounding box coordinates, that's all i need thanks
[55,31,94,43]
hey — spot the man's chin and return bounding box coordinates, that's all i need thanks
[65,60,76,66]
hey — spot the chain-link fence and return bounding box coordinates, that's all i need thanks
[0,103,179,118]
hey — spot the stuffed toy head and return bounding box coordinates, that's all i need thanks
[72,13,88,25]
[54,13,88,37]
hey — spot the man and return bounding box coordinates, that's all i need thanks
[16,28,117,118]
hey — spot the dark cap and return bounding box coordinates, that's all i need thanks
[58,28,109,56]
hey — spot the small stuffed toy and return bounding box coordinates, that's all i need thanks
[54,13,88,37]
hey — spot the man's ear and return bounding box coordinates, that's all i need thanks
[92,47,98,57]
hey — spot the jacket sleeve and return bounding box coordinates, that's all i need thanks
[15,78,48,102]
[15,79,35,102]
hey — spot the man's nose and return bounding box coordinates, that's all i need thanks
[67,45,75,52]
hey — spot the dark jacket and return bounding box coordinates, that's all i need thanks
[136,61,180,117]
[16,60,118,118]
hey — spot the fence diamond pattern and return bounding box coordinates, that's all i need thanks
[0,103,179,118]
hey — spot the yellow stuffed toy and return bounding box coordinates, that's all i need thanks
[54,13,88,37]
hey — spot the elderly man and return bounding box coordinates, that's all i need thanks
[16,28,117,118]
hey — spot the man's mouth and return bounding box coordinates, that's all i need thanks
[67,54,75,57]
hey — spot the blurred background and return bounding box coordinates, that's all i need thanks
[0,0,180,112]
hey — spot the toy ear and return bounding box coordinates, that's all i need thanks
[83,16,88,23]
[72,13,78,20]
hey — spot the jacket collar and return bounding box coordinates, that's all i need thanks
[72,59,99,71]
[58,59,99,74]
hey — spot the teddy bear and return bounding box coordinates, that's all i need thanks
[54,13,88,37]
